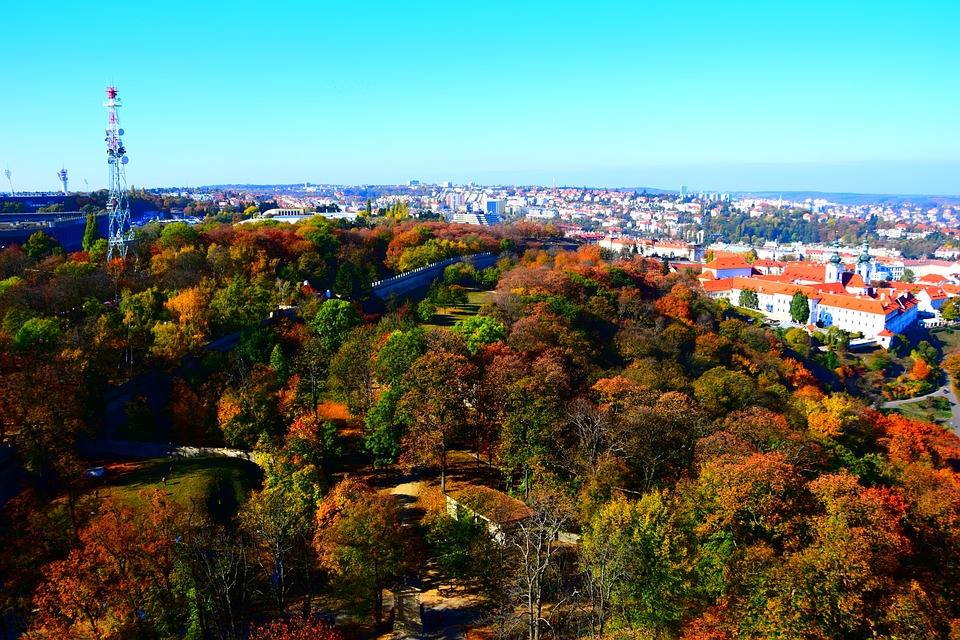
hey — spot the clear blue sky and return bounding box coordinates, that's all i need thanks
[4,1,959,194]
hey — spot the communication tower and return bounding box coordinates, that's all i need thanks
[57,167,68,194]
[104,86,133,260]
[4,168,13,194]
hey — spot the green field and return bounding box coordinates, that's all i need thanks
[892,396,953,424]
[423,289,496,328]
[100,456,262,523]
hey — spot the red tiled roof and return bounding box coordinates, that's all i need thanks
[701,276,917,316]
[845,274,866,289]
[782,262,827,282]
[816,282,848,294]
[705,256,750,270]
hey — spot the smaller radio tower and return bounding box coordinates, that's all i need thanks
[57,167,68,195]
[104,86,133,260]
[4,168,13,195]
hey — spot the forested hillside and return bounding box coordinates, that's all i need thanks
[1,219,959,639]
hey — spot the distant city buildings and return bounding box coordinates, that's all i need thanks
[697,243,960,348]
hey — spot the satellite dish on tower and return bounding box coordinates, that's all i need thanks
[118,129,124,135]
[121,156,129,164]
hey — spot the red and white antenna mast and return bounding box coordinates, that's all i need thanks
[105,86,132,259]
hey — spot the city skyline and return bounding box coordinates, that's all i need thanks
[4,1,959,194]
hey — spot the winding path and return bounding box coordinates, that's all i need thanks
[882,381,960,433]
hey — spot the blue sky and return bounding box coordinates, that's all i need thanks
[4,1,959,194]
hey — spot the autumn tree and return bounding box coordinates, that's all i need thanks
[398,351,478,492]
[217,364,282,448]
[31,492,186,639]
[314,477,406,623]
[757,472,910,637]
[249,618,342,640]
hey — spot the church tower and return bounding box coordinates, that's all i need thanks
[825,242,842,283]
[856,242,872,285]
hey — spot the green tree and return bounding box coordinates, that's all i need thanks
[375,328,427,387]
[363,387,406,466]
[693,366,757,417]
[789,291,810,324]
[23,231,58,261]
[81,213,99,252]
[210,277,273,334]
[416,299,436,323]
[582,494,688,636]
[900,268,915,283]
[239,484,315,617]
[328,325,378,415]
[158,221,198,249]
[269,343,290,384]
[89,238,109,262]
[452,315,506,354]
[309,299,361,355]
[12,316,62,354]
[333,262,365,298]
[738,288,759,310]
[941,297,960,321]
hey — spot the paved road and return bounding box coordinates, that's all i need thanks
[882,381,960,432]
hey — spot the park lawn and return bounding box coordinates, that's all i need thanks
[423,289,496,329]
[931,326,960,354]
[892,396,953,425]
[98,456,261,523]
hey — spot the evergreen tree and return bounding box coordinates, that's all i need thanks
[82,213,99,252]
[269,343,290,384]
[789,291,810,324]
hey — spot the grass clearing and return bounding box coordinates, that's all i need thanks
[423,289,496,329]
[97,456,261,523]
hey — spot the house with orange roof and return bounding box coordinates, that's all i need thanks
[702,256,753,280]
